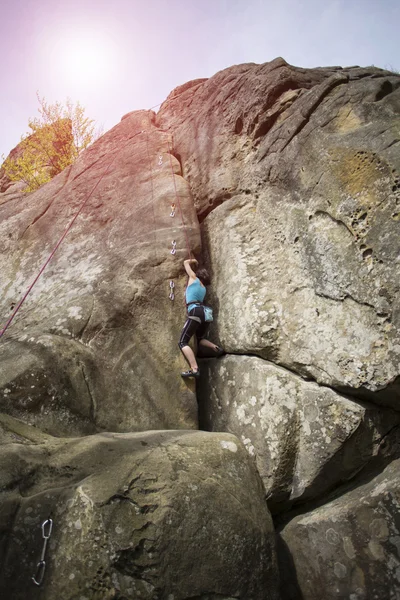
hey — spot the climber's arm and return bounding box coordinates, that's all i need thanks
[184,259,198,283]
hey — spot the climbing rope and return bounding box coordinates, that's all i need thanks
[0,128,145,339]
[0,101,193,336]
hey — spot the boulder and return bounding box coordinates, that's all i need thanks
[158,59,400,407]
[278,458,400,600]
[0,415,279,600]
[199,355,400,512]
[0,111,200,435]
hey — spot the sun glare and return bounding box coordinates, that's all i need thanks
[45,27,118,90]
[61,38,109,82]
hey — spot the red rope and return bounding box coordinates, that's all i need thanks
[0,106,192,338]
[0,129,144,339]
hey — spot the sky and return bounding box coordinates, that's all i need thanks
[1,0,399,158]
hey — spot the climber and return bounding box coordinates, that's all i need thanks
[178,258,223,379]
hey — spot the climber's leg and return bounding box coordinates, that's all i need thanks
[180,345,199,373]
[198,339,223,353]
[179,316,200,376]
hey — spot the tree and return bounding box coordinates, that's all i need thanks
[1,96,98,193]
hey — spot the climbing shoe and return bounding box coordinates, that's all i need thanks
[214,346,225,357]
[181,369,200,379]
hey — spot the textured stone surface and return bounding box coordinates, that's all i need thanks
[278,458,400,600]
[0,415,278,600]
[1,57,400,598]
[199,355,400,511]
[158,59,400,406]
[0,111,200,435]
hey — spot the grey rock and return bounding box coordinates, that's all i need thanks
[199,355,400,511]
[278,458,400,600]
[0,111,200,435]
[1,57,400,599]
[0,415,279,600]
[158,59,400,406]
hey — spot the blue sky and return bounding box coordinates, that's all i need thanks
[1,0,399,158]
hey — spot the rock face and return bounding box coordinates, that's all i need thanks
[0,111,200,435]
[199,355,400,513]
[278,459,400,600]
[0,415,278,600]
[157,58,400,407]
[156,58,400,598]
[1,57,400,599]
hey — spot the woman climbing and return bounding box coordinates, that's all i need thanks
[178,258,223,379]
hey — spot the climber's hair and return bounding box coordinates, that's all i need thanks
[196,268,211,286]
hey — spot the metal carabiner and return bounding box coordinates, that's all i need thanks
[32,560,46,586]
[31,518,53,586]
[158,155,163,165]
[169,280,175,301]
[170,203,176,217]
[170,240,177,255]
[42,519,53,539]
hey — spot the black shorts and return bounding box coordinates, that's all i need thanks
[178,305,209,349]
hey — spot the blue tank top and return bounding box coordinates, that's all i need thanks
[186,278,206,311]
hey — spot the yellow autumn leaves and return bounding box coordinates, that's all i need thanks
[1,96,98,193]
